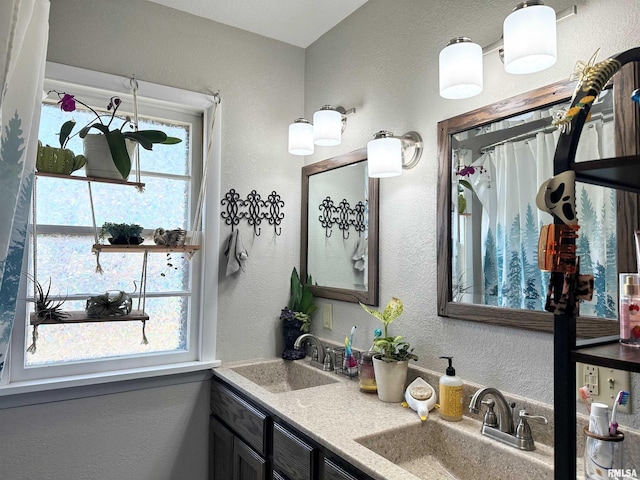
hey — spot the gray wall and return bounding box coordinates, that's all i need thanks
[0,379,210,479]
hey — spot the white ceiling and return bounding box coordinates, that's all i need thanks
[147,0,369,48]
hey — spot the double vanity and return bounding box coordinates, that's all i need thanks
[210,357,557,480]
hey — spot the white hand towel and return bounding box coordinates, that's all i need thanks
[225,230,248,276]
[352,236,367,271]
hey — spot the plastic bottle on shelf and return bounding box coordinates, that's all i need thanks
[619,273,640,346]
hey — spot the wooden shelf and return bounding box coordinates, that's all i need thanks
[573,154,640,193]
[572,338,640,373]
[30,309,149,325]
[35,171,145,189]
[92,244,201,254]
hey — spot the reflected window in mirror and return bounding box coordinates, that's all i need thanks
[437,79,633,338]
[301,149,379,305]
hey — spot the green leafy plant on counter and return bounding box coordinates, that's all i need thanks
[280,267,317,333]
[360,296,418,362]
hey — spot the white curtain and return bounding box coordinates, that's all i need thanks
[461,109,617,317]
[0,0,50,378]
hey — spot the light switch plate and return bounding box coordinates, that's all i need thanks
[322,303,333,330]
[576,362,631,414]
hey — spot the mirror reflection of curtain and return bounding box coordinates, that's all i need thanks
[0,0,50,378]
[461,111,616,317]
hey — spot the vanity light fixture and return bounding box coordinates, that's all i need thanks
[367,130,423,178]
[288,118,314,156]
[439,37,483,100]
[439,3,574,99]
[503,1,557,74]
[313,105,356,146]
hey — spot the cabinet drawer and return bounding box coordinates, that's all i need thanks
[211,380,269,456]
[322,458,360,480]
[273,422,317,480]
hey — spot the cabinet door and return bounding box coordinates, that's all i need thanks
[211,380,269,456]
[210,416,234,480]
[234,436,267,480]
[272,422,316,480]
[322,458,371,480]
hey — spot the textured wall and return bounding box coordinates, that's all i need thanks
[303,0,640,428]
[0,380,210,480]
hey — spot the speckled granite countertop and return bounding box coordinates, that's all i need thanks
[211,357,557,480]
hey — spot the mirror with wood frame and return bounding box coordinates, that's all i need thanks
[437,75,638,338]
[301,149,379,305]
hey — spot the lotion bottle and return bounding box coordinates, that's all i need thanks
[439,356,463,422]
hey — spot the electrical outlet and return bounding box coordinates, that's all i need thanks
[576,363,631,413]
[322,303,333,330]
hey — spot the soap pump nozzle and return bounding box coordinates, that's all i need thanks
[440,355,455,376]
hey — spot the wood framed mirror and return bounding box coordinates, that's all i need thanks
[301,149,379,305]
[437,76,638,338]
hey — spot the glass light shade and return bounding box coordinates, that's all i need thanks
[313,108,342,146]
[439,39,483,99]
[367,137,402,178]
[288,120,314,155]
[503,3,557,74]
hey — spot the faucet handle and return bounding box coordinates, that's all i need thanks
[481,399,498,428]
[516,410,548,441]
[518,410,548,424]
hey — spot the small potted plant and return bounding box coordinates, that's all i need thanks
[360,297,418,402]
[49,91,181,180]
[99,222,144,245]
[281,267,317,360]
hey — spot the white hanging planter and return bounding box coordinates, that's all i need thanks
[372,355,409,403]
[83,134,136,180]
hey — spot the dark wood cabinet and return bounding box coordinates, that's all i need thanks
[272,422,317,480]
[210,376,372,480]
[210,415,235,480]
[234,437,267,480]
[321,458,360,480]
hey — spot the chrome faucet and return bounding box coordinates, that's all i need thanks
[293,334,331,371]
[469,387,547,451]
[469,387,515,434]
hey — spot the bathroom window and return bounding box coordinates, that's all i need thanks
[6,65,219,386]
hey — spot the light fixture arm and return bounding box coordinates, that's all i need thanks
[320,105,356,134]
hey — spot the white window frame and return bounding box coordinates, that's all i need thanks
[0,63,221,396]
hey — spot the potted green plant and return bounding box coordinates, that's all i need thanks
[99,222,144,245]
[281,267,317,360]
[50,91,181,180]
[360,297,418,402]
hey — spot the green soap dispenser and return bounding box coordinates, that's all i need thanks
[439,356,463,421]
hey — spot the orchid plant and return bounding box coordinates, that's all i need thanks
[50,90,181,179]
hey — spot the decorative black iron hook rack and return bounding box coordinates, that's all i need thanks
[318,196,366,239]
[221,188,284,236]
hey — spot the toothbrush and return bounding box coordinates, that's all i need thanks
[609,390,630,435]
[578,386,592,414]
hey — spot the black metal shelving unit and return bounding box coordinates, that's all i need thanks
[552,48,640,479]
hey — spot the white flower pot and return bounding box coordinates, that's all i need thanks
[83,134,135,180]
[372,355,409,403]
